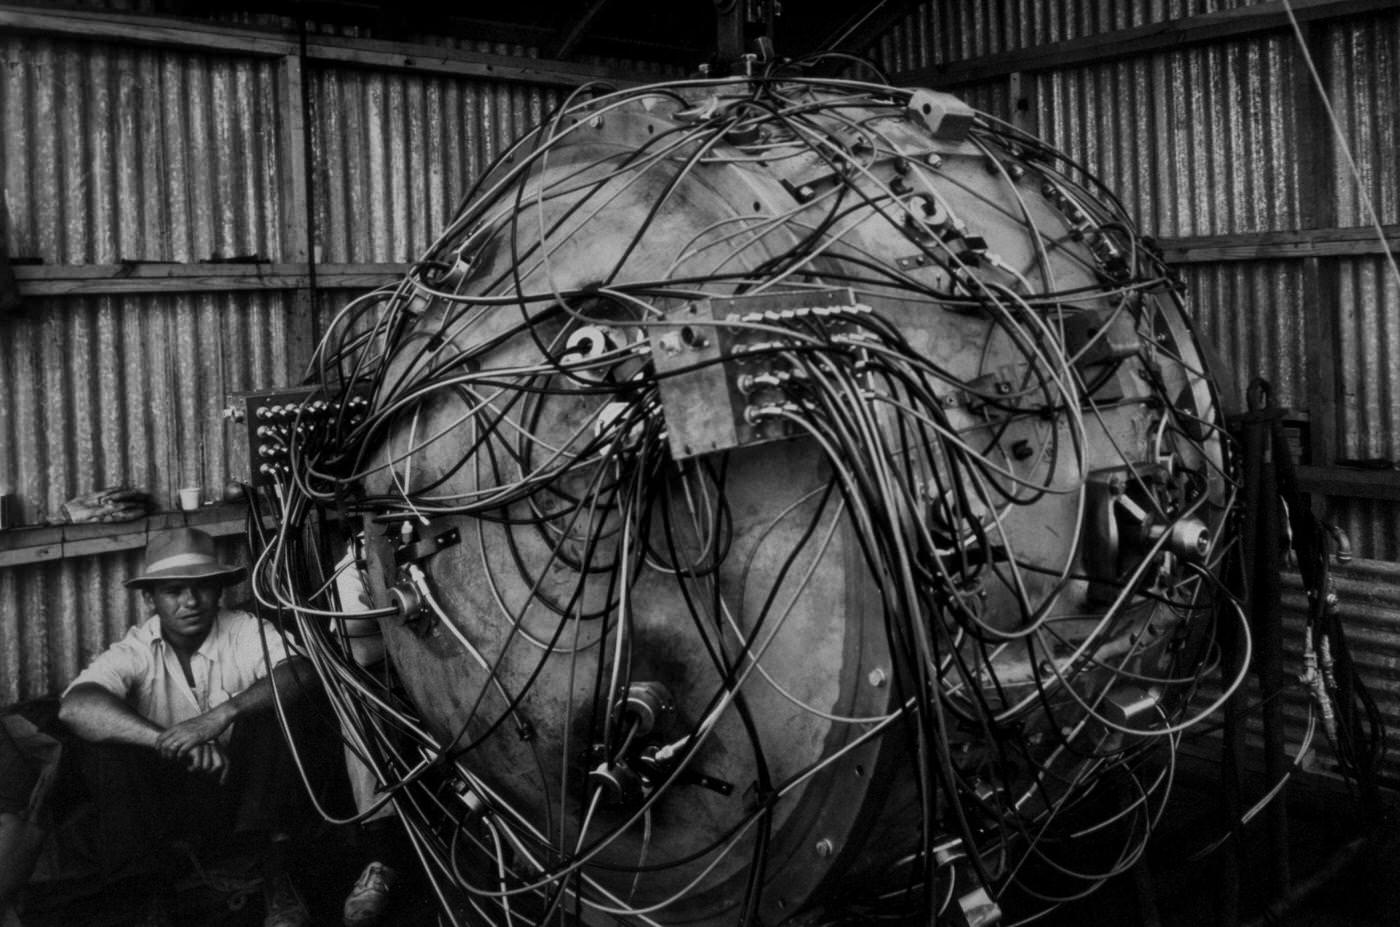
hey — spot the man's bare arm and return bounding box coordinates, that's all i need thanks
[58,683,163,749]
[155,656,312,758]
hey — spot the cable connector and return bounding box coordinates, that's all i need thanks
[953,886,1002,927]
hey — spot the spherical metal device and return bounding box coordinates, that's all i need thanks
[277,75,1239,926]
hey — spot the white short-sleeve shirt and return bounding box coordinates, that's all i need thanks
[65,609,292,738]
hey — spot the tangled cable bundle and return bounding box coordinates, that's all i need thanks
[252,75,1242,926]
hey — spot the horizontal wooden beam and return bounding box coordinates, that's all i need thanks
[1158,225,1400,263]
[895,0,1398,87]
[0,505,252,570]
[0,5,656,88]
[13,262,406,296]
[14,224,1400,299]
[303,35,653,88]
[0,4,293,56]
[1296,465,1400,501]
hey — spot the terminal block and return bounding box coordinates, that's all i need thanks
[650,288,867,460]
[224,383,371,486]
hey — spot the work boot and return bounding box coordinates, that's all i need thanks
[342,861,398,927]
[263,870,310,927]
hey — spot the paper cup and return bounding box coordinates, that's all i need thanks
[179,487,202,511]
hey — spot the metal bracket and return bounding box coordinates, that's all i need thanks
[394,527,461,567]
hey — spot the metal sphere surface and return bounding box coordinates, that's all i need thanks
[283,76,1238,927]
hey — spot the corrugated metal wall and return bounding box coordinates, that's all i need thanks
[0,12,672,704]
[1319,10,1400,559]
[1185,261,1309,412]
[1193,557,1400,787]
[1328,13,1400,227]
[0,292,299,521]
[2,2,1396,720]
[0,34,284,263]
[875,1,1400,790]
[310,65,560,264]
[877,2,1400,553]
[877,0,1275,73]
[1325,14,1400,560]
[0,27,297,701]
[1031,38,1302,236]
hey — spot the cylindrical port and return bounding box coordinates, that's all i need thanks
[932,837,964,867]
[388,581,423,618]
[1166,517,1210,562]
[622,681,675,737]
[588,761,643,806]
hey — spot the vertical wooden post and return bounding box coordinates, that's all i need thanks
[279,49,316,383]
[1009,70,1034,134]
[1297,22,1340,473]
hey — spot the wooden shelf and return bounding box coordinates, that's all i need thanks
[0,504,254,569]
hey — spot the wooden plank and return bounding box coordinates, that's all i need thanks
[9,232,1397,291]
[62,530,149,560]
[1158,226,1400,263]
[280,55,312,272]
[1304,258,1344,468]
[13,266,307,295]
[0,524,62,550]
[0,6,294,56]
[10,229,1398,288]
[12,262,405,296]
[0,542,62,569]
[279,51,318,382]
[0,506,244,552]
[0,510,255,569]
[1295,466,1400,501]
[1298,22,1341,472]
[0,4,658,89]
[895,0,1398,87]
[302,36,655,88]
[1008,71,1033,135]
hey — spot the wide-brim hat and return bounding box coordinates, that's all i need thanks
[124,527,246,589]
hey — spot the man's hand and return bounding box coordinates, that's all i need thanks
[154,703,235,761]
[182,741,229,783]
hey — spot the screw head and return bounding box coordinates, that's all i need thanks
[867,667,887,687]
[815,838,834,858]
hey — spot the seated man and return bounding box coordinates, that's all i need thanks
[58,527,313,927]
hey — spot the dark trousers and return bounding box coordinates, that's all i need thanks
[63,710,309,887]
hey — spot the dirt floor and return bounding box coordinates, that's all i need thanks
[11,753,1395,926]
[16,821,438,927]
[1038,755,1400,927]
